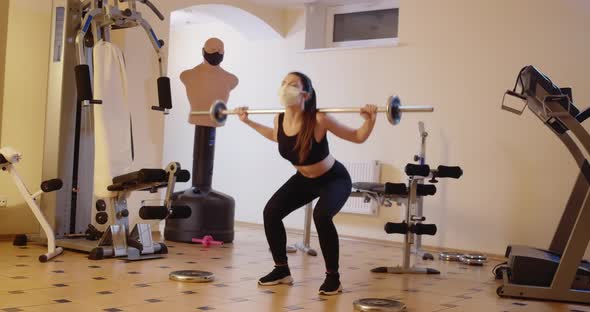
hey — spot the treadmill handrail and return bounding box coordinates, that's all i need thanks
[577,107,590,123]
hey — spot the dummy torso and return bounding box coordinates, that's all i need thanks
[180,38,238,127]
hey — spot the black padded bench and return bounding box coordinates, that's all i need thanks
[352,182,436,198]
[108,167,190,192]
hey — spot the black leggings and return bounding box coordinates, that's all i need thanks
[263,161,352,272]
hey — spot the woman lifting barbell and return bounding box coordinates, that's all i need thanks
[235,72,378,295]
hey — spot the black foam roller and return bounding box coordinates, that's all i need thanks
[405,164,431,177]
[175,170,191,183]
[384,222,408,234]
[41,179,63,193]
[412,223,437,236]
[169,206,192,219]
[157,77,172,110]
[437,166,463,179]
[417,184,437,196]
[140,206,166,219]
[384,183,408,195]
[75,65,93,102]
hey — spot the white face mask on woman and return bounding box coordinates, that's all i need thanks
[278,85,304,107]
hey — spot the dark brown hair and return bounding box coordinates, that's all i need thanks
[289,72,317,163]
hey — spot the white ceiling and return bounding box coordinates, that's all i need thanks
[247,0,364,7]
[246,0,312,7]
[170,0,368,27]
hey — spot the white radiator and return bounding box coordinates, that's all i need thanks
[341,160,381,216]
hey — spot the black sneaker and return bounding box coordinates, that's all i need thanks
[318,272,342,295]
[258,266,294,286]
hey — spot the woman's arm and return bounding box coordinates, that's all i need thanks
[317,104,378,144]
[236,107,278,142]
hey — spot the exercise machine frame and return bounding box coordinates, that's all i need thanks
[1,148,64,262]
[290,122,436,257]
[498,65,590,303]
[28,0,173,260]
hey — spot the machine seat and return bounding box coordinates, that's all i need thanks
[108,168,190,192]
[352,182,386,194]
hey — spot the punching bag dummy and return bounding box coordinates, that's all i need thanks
[165,38,238,243]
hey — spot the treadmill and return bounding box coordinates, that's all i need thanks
[499,65,590,303]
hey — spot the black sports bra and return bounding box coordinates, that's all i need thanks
[277,113,330,166]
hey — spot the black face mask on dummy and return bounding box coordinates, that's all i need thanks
[203,49,224,66]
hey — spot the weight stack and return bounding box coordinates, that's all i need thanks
[164,126,235,243]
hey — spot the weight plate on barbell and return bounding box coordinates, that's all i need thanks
[387,96,402,125]
[210,100,228,126]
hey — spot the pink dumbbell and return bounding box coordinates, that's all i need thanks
[192,235,223,248]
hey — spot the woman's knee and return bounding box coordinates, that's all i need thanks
[264,199,283,221]
[313,208,334,227]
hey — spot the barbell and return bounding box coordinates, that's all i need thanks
[191,96,434,127]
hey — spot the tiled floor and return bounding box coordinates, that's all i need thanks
[0,224,588,312]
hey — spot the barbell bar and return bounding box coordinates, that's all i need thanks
[191,96,434,127]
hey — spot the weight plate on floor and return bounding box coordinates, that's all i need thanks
[439,251,463,261]
[287,245,297,253]
[169,270,215,283]
[460,254,487,265]
[353,298,407,312]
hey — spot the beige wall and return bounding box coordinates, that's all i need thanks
[0,0,53,234]
[163,0,590,256]
[0,0,9,143]
[109,1,285,227]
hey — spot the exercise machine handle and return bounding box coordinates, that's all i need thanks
[157,77,172,110]
[75,65,102,104]
[151,77,172,113]
[501,90,527,116]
